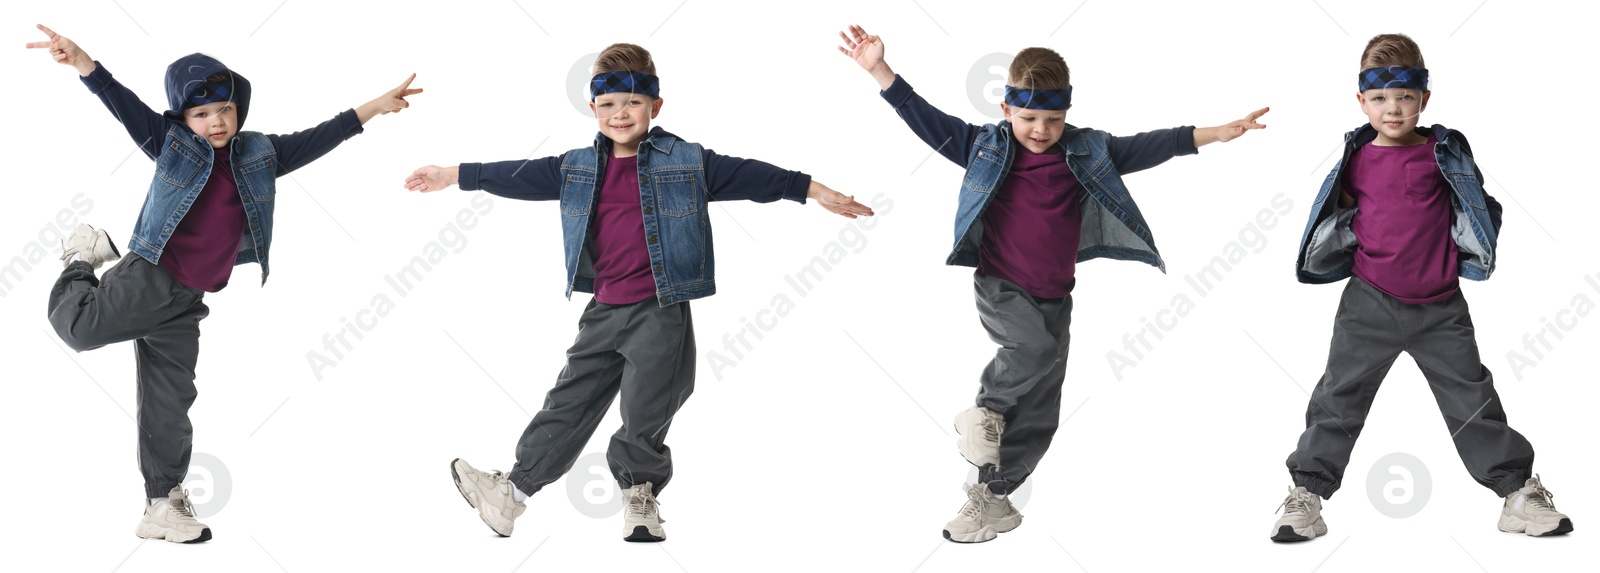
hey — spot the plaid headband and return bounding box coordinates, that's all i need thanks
[590,70,660,100]
[185,80,233,109]
[1004,86,1071,111]
[1358,66,1428,92]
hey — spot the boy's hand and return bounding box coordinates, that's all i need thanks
[1194,107,1270,147]
[357,74,424,124]
[808,181,875,219]
[405,165,458,192]
[836,25,896,91]
[25,24,95,77]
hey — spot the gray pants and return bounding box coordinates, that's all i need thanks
[1287,277,1534,498]
[972,272,1073,495]
[509,298,696,497]
[48,255,209,499]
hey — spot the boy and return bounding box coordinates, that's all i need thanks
[836,25,1267,543]
[1273,33,1572,542]
[28,24,422,543]
[405,42,874,542]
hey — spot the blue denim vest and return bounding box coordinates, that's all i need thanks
[1295,124,1502,284]
[129,123,279,284]
[955,123,1167,271]
[558,130,713,306]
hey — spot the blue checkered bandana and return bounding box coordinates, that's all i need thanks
[185,80,233,109]
[590,70,660,100]
[1004,86,1071,111]
[1358,66,1428,92]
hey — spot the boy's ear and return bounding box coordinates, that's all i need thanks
[1355,92,1367,113]
[650,97,665,118]
[1000,102,1012,121]
[1420,90,1431,112]
[589,100,597,117]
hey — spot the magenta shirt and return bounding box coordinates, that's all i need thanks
[590,153,658,304]
[977,148,1084,299]
[159,149,247,293]
[1346,135,1459,304]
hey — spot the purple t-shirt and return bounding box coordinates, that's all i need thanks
[590,153,657,304]
[977,148,1084,299]
[159,150,246,293]
[1346,135,1459,304]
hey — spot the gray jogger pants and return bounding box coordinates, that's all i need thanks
[1286,277,1535,498]
[47,255,209,499]
[509,298,695,497]
[972,272,1073,495]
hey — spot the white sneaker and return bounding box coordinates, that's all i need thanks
[942,482,1022,543]
[60,224,120,269]
[1271,486,1326,542]
[134,486,211,543]
[450,458,526,537]
[622,482,666,542]
[1499,475,1574,537]
[954,406,1004,468]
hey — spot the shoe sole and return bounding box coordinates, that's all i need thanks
[450,458,511,537]
[624,525,666,542]
[943,527,998,543]
[136,525,212,544]
[1270,520,1327,543]
[1500,516,1574,537]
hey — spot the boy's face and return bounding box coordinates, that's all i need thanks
[183,101,238,149]
[591,92,664,149]
[1358,88,1430,144]
[1002,103,1067,154]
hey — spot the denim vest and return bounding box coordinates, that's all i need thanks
[1295,124,1502,284]
[955,123,1166,272]
[558,130,713,306]
[129,123,279,284]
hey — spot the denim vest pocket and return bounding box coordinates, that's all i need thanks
[237,152,276,202]
[560,173,596,216]
[962,144,1005,193]
[157,142,206,188]
[1445,169,1486,210]
[653,173,700,217]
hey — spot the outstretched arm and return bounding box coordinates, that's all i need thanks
[837,25,980,166]
[406,155,564,202]
[27,24,165,159]
[807,181,875,219]
[270,74,422,175]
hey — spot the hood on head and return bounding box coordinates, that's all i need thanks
[163,53,252,128]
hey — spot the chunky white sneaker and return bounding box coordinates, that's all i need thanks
[1271,486,1327,542]
[134,486,211,543]
[942,482,1022,543]
[450,458,526,537]
[1499,475,1574,537]
[954,406,1004,467]
[622,482,666,542]
[60,224,120,269]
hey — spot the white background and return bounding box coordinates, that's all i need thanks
[1,1,1595,571]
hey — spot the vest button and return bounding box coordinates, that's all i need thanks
[648,235,658,244]
[643,206,653,214]
[653,264,663,273]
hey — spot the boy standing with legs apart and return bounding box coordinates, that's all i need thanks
[836,26,1268,543]
[1274,33,1572,542]
[406,43,873,542]
[27,25,422,542]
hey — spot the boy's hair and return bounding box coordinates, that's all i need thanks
[1008,48,1070,90]
[593,43,656,75]
[1360,34,1425,70]
[205,72,230,84]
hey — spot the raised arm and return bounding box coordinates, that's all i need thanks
[406,154,565,202]
[1107,108,1268,174]
[270,74,422,175]
[838,25,980,166]
[28,24,165,159]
